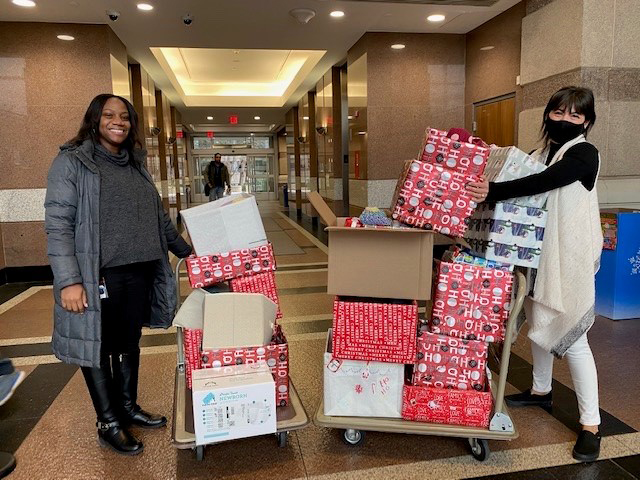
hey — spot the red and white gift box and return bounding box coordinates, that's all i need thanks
[401,383,493,428]
[429,261,513,343]
[392,160,477,236]
[183,327,204,389]
[412,330,488,391]
[186,243,276,288]
[419,127,490,177]
[230,271,282,319]
[332,297,418,364]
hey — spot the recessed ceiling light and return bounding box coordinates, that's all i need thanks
[358,131,366,135]
[391,44,405,50]
[427,14,445,22]
[254,116,261,120]
[480,45,495,51]
[206,116,213,120]
[348,115,354,120]
[57,35,75,41]
[250,133,255,136]
[12,0,36,7]
[137,3,153,11]
[303,116,309,120]
[330,11,345,18]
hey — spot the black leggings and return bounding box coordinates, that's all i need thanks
[100,261,156,354]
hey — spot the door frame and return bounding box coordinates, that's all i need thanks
[472,92,516,135]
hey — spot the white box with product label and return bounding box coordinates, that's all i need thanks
[192,363,276,446]
[181,193,267,256]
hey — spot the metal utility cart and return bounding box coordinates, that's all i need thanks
[314,271,526,462]
[170,258,310,461]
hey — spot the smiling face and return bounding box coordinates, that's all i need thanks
[548,105,588,127]
[98,97,131,153]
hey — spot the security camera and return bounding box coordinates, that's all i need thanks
[150,126,161,136]
[316,126,327,135]
[106,10,120,22]
[182,14,193,26]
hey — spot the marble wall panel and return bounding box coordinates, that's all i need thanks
[2,222,48,267]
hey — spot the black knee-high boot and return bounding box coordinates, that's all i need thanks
[81,360,144,455]
[111,351,167,429]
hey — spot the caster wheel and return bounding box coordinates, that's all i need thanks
[342,429,366,446]
[277,432,288,448]
[468,438,489,461]
[195,445,205,462]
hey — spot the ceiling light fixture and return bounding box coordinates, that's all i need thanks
[57,34,75,41]
[480,45,495,51]
[250,133,255,136]
[348,115,354,120]
[254,116,261,120]
[358,131,366,135]
[391,44,405,50]
[206,116,213,120]
[303,116,309,120]
[330,10,345,18]
[427,14,445,22]
[289,8,316,24]
[12,0,36,6]
[137,3,154,11]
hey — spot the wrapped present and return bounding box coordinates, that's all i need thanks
[200,325,289,406]
[186,243,276,288]
[429,261,513,342]
[401,381,493,428]
[391,160,477,236]
[183,327,204,389]
[230,271,282,319]
[412,330,488,391]
[600,213,617,250]
[442,246,513,272]
[418,127,490,177]
[324,330,404,418]
[344,217,364,228]
[484,146,549,208]
[332,297,418,364]
[465,202,547,268]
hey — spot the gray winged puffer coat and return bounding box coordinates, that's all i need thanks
[44,139,191,368]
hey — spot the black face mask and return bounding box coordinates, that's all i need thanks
[545,118,585,144]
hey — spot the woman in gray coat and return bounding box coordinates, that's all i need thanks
[45,94,192,455]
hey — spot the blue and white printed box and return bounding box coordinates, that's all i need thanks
[192,363,276,446]
[464,202,547,268]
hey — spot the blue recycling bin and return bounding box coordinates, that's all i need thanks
[595,210,640,320]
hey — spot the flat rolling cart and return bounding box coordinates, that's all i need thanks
[314,270,527,462]
[171,258,310,461]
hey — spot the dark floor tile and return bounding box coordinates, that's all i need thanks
[612,455,640,478]
[546,459,636,480]
[0,281,51,305]
[0,418,41,454]
[469,467,557,479]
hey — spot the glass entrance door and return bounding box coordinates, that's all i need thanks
[247,155,276,200]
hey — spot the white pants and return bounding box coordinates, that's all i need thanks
[531,333,601,426]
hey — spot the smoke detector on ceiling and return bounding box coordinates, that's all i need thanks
[289,8,316,24]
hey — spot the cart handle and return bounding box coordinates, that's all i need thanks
[493,270,527,415]
[175,257,186,371]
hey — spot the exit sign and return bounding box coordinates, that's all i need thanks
[229,115,238,124]
[207,131,214,138]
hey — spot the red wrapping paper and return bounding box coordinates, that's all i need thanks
[419,127,490,177]
[183,328,204,389]
[392,161,477,236]
[332,297,418,364]
[429,261,513,343]
[230,271,282,319]
[401,384,493,427]
[412,330,488,391]
[186,243,276,288]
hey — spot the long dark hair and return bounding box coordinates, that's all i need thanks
[541,86,596,146]
[68,94,142,152]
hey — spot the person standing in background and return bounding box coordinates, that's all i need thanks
[206,153,231,201]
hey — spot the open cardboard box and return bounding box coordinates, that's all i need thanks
[309,192,451,300]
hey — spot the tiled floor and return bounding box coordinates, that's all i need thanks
[0,201,639,479]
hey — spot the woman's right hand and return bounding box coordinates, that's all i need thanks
[61,284,88,313]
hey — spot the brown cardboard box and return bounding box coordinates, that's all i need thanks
[202,293,277,349]
[308,192,437,300]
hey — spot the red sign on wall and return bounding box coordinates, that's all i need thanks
[176,131,183,139]
[229,115,238,124]
[207,131,214,138]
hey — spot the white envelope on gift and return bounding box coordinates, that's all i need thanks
[323,329,405,418]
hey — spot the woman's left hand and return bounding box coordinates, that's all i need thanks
[467,176,490,203]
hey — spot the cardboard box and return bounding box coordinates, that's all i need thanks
[202,293,276,350]
[418,127,490,177]
[201,325,290,406]
[412,330,487,391]
[186,243,277,288]
[181,193,268,256]
[324,329,404,418]
[192,364,276,446]
[483,146,549,209]
[230,271,282,319]
[465,202,547,268]
[391,160,477,236]
[401,380,493,428]
[332,297,418,364]
[308,191,436,300]
[428,261,513,343]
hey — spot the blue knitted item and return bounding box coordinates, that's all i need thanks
[359,207,392,226]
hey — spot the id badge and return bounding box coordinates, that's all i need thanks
[98,278,109,299]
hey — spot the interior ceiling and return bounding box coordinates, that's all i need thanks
[3,0,521,132]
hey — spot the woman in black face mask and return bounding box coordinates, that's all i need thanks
[468,86,603,463]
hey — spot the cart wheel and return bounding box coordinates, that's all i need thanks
[342,429,365,446]
[277,432,288,448]
[468,438,489,462]
[195,445,205,462]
